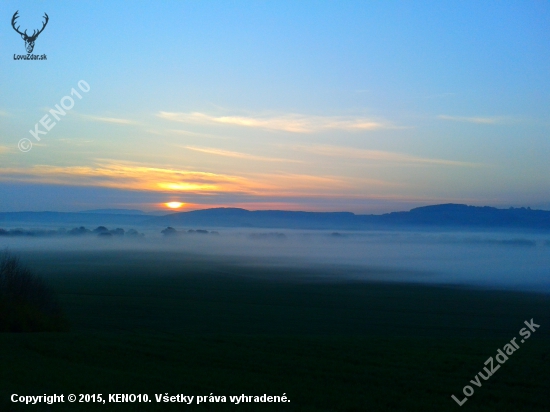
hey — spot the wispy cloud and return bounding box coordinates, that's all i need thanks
[81,115,138,125]
[158,111,392,133]
[0,111,9,117]
[438,115,501,124]
[57,138,94,146]
[0,146,10,154]
[166,129,229,140]
[0,161,258,194]
[182,146,300,163]
[0,160,396,198]
[250,172,393,195]
[291,145,482,167]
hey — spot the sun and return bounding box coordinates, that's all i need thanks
[165,202,184,209]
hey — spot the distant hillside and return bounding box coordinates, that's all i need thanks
[1,204,549,231]
[374,204,550,229]
[0,212,148,227]
[150,204,550,231]
[149,208,359,229]
[80,209,147,215]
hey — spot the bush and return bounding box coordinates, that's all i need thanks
[0,250,68,332]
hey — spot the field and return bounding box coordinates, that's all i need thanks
[1,250,549,411]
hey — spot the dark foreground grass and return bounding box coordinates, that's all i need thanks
[1,250,549,411]
[0,251,67,332]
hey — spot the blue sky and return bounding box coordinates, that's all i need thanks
[0,1,549,213]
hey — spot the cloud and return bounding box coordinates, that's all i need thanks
[82,115,138,125]
[157,111,391,133]
[0,159,397,199]
[0,111,9,117]
[438,115,501,124]
[249,172,394,196]
[57,138,94,146]
[291,145,482,167]
[0,146,10,154]
[182,146,301,163]
[0,162,256,194]
[166,129,229,140]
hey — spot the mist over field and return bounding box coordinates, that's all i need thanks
[2,2,549,409]
[2,225,549,293]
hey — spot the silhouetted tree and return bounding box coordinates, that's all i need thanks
[0,250,68,332]
[161,227,177,236]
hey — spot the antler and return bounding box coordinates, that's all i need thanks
[11,11,27,37]
[30,13,49,39]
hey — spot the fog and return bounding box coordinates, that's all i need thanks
[1,224,549,293]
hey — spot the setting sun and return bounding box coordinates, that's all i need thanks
[165,202,184,209]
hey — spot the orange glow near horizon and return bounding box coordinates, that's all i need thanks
[165,202,184,209]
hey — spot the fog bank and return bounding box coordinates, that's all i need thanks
[2,226,549,293]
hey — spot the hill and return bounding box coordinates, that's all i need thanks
[1,204,549,230]
[150,204,550,230]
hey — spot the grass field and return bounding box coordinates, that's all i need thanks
[1,250,549,411]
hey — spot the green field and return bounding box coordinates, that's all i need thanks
[1,251,549,411]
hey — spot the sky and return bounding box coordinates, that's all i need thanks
[0,1,549,213]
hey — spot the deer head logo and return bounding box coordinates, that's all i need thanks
[11,11,49,54]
